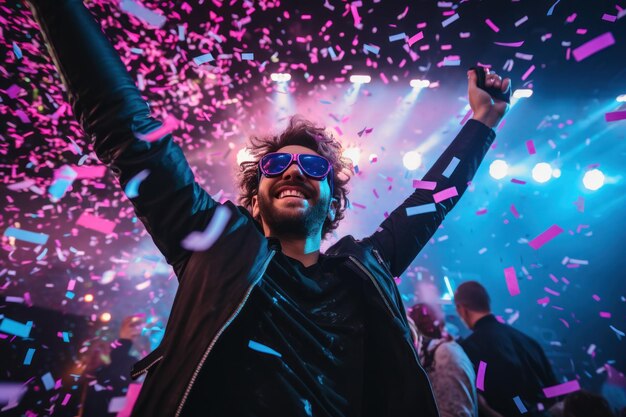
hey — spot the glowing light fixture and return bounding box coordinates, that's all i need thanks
[236,147,255,165]
[342,147,361,167]
[489,159,509,179]
[583,168,605,191]
[84,294,94,303]
[270,73,291,82]
[349,75,371,84]
[402,151,422,171]
[100,312,112,322]
[513,89,533,99]
[531,162,553,183]
[617,94,626,103]
[410,79,430,89]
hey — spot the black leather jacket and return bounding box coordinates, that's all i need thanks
[28,1,495,415]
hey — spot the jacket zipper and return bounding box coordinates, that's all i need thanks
[174,250,276,417]
[130,354,164,379]
[371,248,395,280]
[347,256,432,383]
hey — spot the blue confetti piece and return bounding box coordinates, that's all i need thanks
[4,227,49,245]
[241,52,254,60]
[442,156,461,178]
[248,340,282,357]
[406,204,437,216]
[442,13,460,28]
[363,44,380,55]
[65,291,75,300]
[124,169,150,199]
[119,0,166,28]
[62,332,70,342]
[24,348,36,365]
[547,0,561,16]
[388,33,406,42]
[41,372,55,391]
[181,205,231,251]
[0,318,33,338]
[513,396,528,413]
[13,42,22,60]
[193,53,215,66]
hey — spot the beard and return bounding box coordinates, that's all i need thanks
[256,191,330,239]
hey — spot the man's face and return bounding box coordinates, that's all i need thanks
[252,145,336,239]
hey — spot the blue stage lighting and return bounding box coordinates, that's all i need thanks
[583,169,605,191]
[531,162,553,183]
[489,159,508,179]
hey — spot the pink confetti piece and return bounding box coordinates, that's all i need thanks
[476,208,487,215]
[526,139,536,154]
[432,186,458,203]
[572,32,615,62]
[528,224,564,250]
[181,205,231,251]
[566,13,577,23]
[135,115,179,142]
[592,294,601,301]
[115,383,143,417]
[413,180,437,190]
[511,178,526,185]
[544,287,560,296]
[76,213,117,234]
[573,196,585,212]
[352,202,367,209]
[504,267,520,296]
[537,296,550,305]
[543,380,581,398]
[476,361,487,391]
[515,16,528,27]
[485,18,500,32]
[6,84,22,99]
[521,64,536,81]
[493,41,524,47]
[73,165,106,179]
[407,31,424,47]
[599,312,611,319]
[605,110,626,122]
[602,13,617,22]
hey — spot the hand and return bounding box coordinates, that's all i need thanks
[119,315,145,342]
[468,68,511,129]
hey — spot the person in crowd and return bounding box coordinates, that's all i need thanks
[408,302,477,417]
[455,281,558,416]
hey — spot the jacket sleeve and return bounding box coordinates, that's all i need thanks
[366,119,495,277]
[27,0,218,268]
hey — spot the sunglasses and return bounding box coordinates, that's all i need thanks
[258,152,334,196]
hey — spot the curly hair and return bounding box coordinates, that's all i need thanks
[237,116,352,239]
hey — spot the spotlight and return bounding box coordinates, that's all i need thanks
[552,168,561,178]
[531,162,552,183]
[402,151,422,170]
[617,94,626,103]
[84,294,94,303]
[583,168,605,191]
[349,75,371,84]
[513,89,533,99]
[342,147,361,167]
[236,147,255,165]
[100,312,112,322]
[489,159,509,179]
[270,73,291,82]
[410,79,430,89]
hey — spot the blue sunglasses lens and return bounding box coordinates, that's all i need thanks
[261,153,330,179]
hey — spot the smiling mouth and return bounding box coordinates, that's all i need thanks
[276,189,307,199]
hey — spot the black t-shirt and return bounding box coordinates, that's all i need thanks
[184,252,365,416]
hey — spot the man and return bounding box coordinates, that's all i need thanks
[409,303,477,417]
[455,281,558,417]
[27,0,510,415]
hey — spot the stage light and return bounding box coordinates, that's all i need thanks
[410,79,430,89]
[513,89,533,99]
[236,147,255,165]
[402,151,422,170]
[100,312,112,322]
[489,159,508,179]
[617,94,626,103]
[531,162,553,183]
[552,168,561,178]
[583,168,605,191]
[349,75,371,84]
[342,147,361,167]
[270,73,291,82]
[84,294,94,302]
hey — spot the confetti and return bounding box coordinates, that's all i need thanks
[119,0,166,28]
[412,180,437,190]
[0,318,33,338]
[406,204,437,216]
[363,44,380,55]
[135,115,179,142]
[543,380,581,398]
[476,361,487,391]
[407,32,424,47]
[192,53,215,66]
[605,110,626,122]
[572,32,615,62]
[248,340,282,357]
[504,267,520,296]
[181,204,232,251]
[485,19,500,32]
[528,225,564,250]
[3,227,49,245]
[388,33,406,42]
[24,348,36,365]
[513,396,528,413]
[547,0,561,16]
[442,157,460,178]
[441,13,459,28]
[432,186,458,203]
[12,42,22,60]
[124,169,151,199]
[76,212,117,234]
[525,140,536,155]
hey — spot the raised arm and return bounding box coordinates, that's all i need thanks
[27,0,219,269]
[367,69,510,277]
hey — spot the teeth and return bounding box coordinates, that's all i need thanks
[278,189,305,199]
